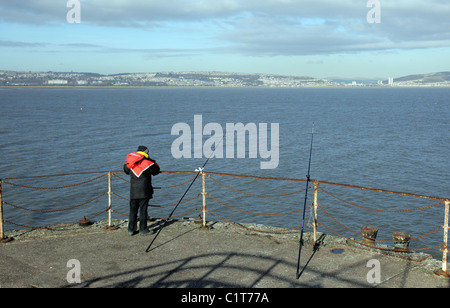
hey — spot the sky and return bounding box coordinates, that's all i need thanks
[0,0,449,79]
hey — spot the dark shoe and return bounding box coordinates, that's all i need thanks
[140,229,150,236]
[128,230,138,236]
[140,228,155,236]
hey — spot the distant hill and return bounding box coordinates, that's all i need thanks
[395,72,450,83]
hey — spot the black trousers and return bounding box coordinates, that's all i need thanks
[128,198,150,233]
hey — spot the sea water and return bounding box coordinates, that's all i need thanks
[1,87,449,257]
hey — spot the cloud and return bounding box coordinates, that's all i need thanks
[0,0,67,24]
[1,0,447,27]
[58,42,209,59]
[0,0,449,57]
[211,0,450,56]
[0,40,48,48]
[0,0,244,26]
[59,43,102,48]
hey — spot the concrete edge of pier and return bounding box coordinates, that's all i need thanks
[0,218,449,288]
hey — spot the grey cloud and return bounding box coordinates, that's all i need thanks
[0,1,447,28]
[0,40,49,48]
[0,0,449,57]
[0,0,244,26]
[215,16,381,56]
[0,38,206,59]
[213,0,450,56]
[0,0,439,26]
[59,43,103,48]
[0,0,67,24]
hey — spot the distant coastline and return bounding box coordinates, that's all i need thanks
[1,70,449,88]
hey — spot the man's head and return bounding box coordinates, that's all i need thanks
[137,145,149,154]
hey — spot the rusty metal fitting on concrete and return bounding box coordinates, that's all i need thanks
[393,232,411,252]
[361,226,378,246]
[434,268,450,278]
[78,216,92,227]
[0,236,13,244]
[104,225,119,231]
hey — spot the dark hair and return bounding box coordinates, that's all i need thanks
[137,145,148,153]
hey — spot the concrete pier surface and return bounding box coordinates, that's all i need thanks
[0,219,449,289]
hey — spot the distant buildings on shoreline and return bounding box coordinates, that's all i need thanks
[1,70,449,88]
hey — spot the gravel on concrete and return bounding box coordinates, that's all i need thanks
[0,218,449,289]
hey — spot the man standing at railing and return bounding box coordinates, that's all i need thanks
[124,145,160,236]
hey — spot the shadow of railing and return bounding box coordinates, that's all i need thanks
[63,250,378,288]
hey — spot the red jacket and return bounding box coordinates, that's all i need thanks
[125,152,154,178]
[124,152,160,199]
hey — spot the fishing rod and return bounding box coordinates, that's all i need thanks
[145,138,223,253]
[296,123,314,279]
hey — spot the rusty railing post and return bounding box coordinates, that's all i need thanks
[313,181,319,243]
[104,171,118,231]
[0,179,4,240]
[201,171,207,228]
[441,200,450,273]
[108,171,112,227]
[0,179,12,243]
[435,200,450,277]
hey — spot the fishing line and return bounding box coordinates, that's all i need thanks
[145,135,224,253]
[296,123,314,279]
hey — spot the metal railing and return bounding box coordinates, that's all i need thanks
[0,170,449,277]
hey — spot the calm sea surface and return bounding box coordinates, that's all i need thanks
[1,87,449,258]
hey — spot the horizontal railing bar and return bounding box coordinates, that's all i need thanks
[317,180,448,201]
[3,171,110,181]
[2,170,448,201]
